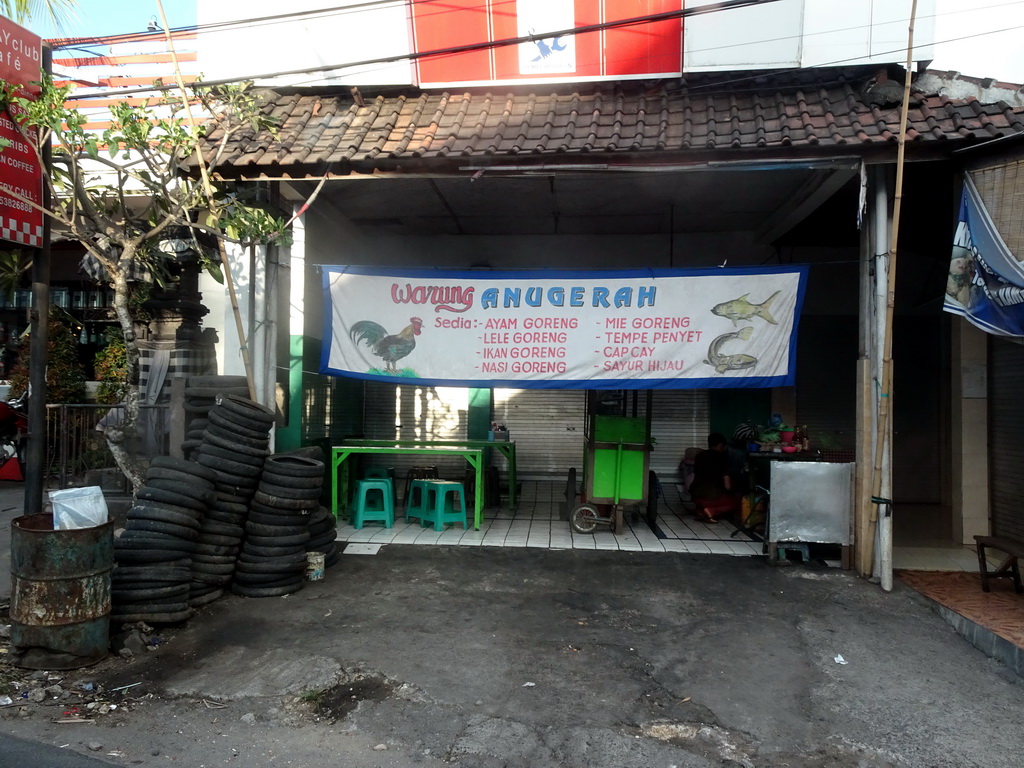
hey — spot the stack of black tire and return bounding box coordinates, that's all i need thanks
[305,506,340,569]
[111,457,217,624]
[188,487,248,608]
[189,394,275,605]
[233,454,322,598]
[181,375,250,459]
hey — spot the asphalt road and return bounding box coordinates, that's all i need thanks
[3,545,1022,768]
[0,732,118,767]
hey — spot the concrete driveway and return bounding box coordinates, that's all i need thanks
[2,544,1022,768]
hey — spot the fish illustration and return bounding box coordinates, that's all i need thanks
[712,291,780,326]
[705,326,758,374]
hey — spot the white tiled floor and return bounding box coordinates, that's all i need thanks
[337,479,979,571]
[892,544,981,572]
[338,479,763,556]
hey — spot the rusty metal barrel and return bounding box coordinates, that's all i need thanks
[9,513,114,670]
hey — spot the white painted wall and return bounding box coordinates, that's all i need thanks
[203,241,250,378]
[685,0,935,72]
[196,0,414,87]
[199,269,229,374]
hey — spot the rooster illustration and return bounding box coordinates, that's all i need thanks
[349,317,423,373]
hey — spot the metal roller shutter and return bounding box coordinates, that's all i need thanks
[989,336,1024,541]
[493,389,586,476]
[647,390,711,479]
[362,382,470,479]
[492,388,709,478]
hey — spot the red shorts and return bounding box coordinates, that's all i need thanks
[691,493,741,521]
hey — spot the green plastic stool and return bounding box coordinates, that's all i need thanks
[405,478,432,524]
[420,480,468,532]
[351,479,394,529]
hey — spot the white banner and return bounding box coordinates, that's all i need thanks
[320,266,808,389]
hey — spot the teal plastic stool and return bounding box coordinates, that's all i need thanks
[775,542,810,563]
[362,468,394,517]
[420,480,468,532]
[351,479,394,529]
[403,465,439,506]
[405,478,432,524]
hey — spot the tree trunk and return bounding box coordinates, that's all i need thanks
[102,248,145,491]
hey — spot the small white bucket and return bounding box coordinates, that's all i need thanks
[305,551,325,581]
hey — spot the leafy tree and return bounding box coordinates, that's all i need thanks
[7,309,86,403]
[0,76,287,488]
[93,326,128,405]
[0,0,76,30]
[0,248,30,301]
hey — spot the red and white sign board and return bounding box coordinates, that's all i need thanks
[0,16,42,248]
[413,0,682,88]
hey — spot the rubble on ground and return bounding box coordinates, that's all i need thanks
[0,610,165,723]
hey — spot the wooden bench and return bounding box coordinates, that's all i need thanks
[973,535,1024,593]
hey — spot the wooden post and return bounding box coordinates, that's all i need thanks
[869,0,917,591]
[855,358,874,576]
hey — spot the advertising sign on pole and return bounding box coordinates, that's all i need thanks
[412,0,683,88]
[321,266,808,390]
[0,15,42,248]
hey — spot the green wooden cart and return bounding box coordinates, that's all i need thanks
[567,390,658,535]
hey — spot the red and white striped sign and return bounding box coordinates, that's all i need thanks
[0,16,42,248]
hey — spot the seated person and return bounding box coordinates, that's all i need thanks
[677,447,702,495]
[689,432,742,523]
[725,439,749,496]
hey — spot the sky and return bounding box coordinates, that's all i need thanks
[19,0,1024,84]
[28,0,195,38]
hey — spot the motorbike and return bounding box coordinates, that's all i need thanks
[0,390,28,481]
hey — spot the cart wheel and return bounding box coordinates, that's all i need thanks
[570,504,600,534]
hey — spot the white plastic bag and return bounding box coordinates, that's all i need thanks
[49,486,109,530]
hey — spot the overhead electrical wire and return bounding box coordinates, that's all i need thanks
[46,0,1024,52]
[59,0,781,97]
[46,0,1024,50]
[51,0,1024,100]
[47,0,520,50]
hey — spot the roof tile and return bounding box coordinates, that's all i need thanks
[202,67,1024,175]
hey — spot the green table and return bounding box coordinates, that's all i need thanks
[343,439,518,509]
[332,443,508,530]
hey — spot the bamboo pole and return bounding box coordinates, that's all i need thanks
[156,0,257,401]
[868,0,918,589]
[218,239,257,401]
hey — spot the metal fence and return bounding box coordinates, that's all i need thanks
[45,403,171,489]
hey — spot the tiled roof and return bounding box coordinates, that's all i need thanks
[202,67,1024,177]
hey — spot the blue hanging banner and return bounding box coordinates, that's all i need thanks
[320,265,808,390]
[944,175,1024,337]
